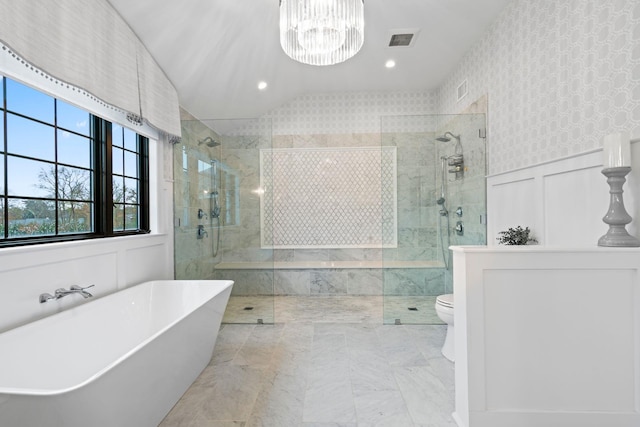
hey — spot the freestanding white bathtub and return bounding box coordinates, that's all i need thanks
[0,279,233,427]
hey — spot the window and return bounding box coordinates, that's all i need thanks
[0,77,149,246]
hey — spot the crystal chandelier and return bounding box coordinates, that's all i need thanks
[279,0,364,66]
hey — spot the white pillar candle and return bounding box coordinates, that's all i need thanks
[603,132,631,168]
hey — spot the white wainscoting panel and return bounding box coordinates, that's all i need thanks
[542,166,609,246]
[0,234,172,332]
[484,268,635,412]
[452,246,640,427]
[487,178,538,245]
[487,140,640,247]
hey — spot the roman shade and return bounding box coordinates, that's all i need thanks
[0,0,181,139]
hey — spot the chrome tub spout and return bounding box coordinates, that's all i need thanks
[40,285,95,303]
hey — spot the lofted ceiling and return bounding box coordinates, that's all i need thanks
[107,0,514,121]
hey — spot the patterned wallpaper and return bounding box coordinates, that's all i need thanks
[438,0,640,174]
[265,91,438,135]
[228,0,639,176]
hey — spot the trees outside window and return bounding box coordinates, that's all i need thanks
[0,76,149,246]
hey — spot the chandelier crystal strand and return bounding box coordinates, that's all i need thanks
[280,0,364,66]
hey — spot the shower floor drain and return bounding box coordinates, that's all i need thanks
[243,307,254,311]
[408,307,418,311]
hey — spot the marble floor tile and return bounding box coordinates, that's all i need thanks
[349,350,398,392]
[302,424,358,427]
[233,324,285,368]
[302,375,358,424]
[246,371,307,427]
[353,389,414,426]
[161,302,456,427]
[376,325,430,367]
[193,364,266,421]
[393,365,455,426]
[383,296,443,325]
[209,324,256,366]
[223,295,444,325]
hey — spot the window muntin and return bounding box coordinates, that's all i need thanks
[111,124,144,232]
[0,77,149,245]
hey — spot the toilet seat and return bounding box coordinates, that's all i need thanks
[436,294,454,308]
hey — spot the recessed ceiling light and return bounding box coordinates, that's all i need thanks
[257,81,268,90]
[385,59,396,68]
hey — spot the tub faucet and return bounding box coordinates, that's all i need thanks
[39,285,95,303]
[56,285,95,299]
[69,285,95,298]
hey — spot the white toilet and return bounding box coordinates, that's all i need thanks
[435,293,455,362]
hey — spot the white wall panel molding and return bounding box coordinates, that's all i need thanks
[487,141,640,247]
[0,234,172,333]
[452,246,640,427]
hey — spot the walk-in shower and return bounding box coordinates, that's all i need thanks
[175,114,486,325]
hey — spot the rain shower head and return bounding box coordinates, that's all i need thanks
[435,132,460,142]
[198,136,220,147]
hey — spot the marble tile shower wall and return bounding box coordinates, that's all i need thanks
[174,118,223,279]
[437,0,640,175]
[381,132,439,263]
[213,130,448,297]
[269,132,437,262]
[436,114,488,248]
[217,131,274,265]
[278,131,443,298]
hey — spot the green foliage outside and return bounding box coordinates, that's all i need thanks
[2,166,96,238]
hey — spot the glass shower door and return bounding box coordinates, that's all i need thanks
[381,113,487,325]
[174,116,274,324]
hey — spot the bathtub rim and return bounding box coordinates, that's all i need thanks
[0,279,233,397]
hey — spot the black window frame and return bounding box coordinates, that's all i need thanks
[0,77,150,248]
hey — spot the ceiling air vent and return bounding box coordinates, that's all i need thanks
[387,29,420,48]
[389,33,414,47]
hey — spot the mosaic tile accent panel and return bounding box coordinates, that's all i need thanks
[261,147,397,248]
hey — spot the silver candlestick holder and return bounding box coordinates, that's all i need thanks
[598,166,640,247]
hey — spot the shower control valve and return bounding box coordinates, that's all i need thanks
[455,221,464,236]
[197,225,208,239]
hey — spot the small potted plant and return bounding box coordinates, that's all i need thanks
[497,226,538,245]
